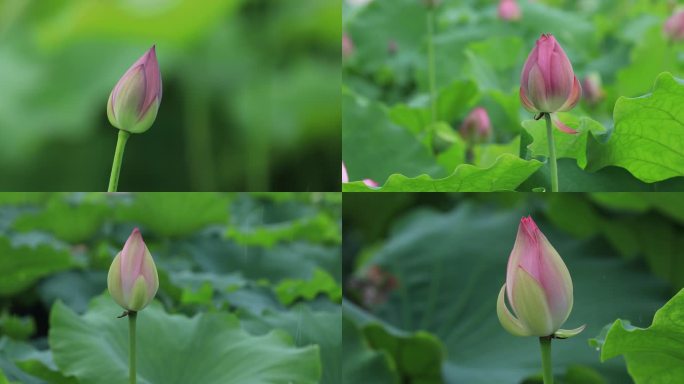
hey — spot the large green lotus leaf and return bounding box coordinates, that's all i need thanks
[0,337,75,384]
[345,0,425,78]
[0,238,75,296]
[352,202,668,383]
[275,268,342,306]
[0,193,50,206]
[115,193,230,237]
[518,159,654,192]
[49,295,321,384]
[522,114,607,169]
[544,193,684,291]
[587,72,684,183]
[241,305,341,384]
[590,192,684,223]
[172,233,340,283]
[473,138,520,169]
[36,271,107,314]
[342,91,444,183]
[342,154,541,192]
[12,197,111,243]
[342,316,399,384]
[226,213,340,247]
[387,80,478,135]
[615,27,679,99]
[344,301,445,384]
[35,0,241,48]
[464,36,524,92]
[592,288,684,383]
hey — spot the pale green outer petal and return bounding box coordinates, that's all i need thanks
[106,92,120,130]
[497,284,531,337]
[511,267,554,336]
[554,324,586,339]
[107,252,126,309]
[127,276,150,311]
[127,99,159,134]
[113,69,145,133]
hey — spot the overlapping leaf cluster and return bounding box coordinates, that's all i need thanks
[0,192,341,384]
[343,0,684,191]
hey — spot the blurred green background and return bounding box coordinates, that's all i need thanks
[0,0,340,191]
[343,192,682,383]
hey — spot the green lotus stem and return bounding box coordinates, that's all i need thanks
[129,311,137,384]
[427,8,437,124]
[544,113,558,192]
[539,336,553,384]
[108,130,130,192]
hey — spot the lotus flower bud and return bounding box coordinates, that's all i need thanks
[459,107,492,144]
[664,10,684,41]
[363,179,379,187]
[582,72,605,105]
[387,40,398,56]
[342,163,349,183]
[520,34,581,114]
[498,0,521,22]
[107,46,162,134]
[422,0,440,9]
[107,228,159,312]
[343,34,354,59]
[497,216,585,338]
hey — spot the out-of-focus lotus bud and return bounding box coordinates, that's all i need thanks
[497,216,585,338]
[422,0,440,9]
[582,72,605,105]
[363,179,379,187]
[387,40,398,56]
[342,163,349,183]
[498,0,521,21]
[459,107,492,144]
[664,10,684,41]
[108,228,159,312]
[343,34,354,59]
[107,46,162,134]
[520,34,581,114]
[347,0,373,7]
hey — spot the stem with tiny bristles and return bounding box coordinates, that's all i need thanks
[427,8,437,125]
[540,336,553,384]
[544,113,558,192]
[108,130,130,192]
[129,311,137,384]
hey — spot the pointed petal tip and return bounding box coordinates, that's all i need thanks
[554,324,586,339]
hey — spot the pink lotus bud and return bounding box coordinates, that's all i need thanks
[520,34,581,114]
[422,0,440,9]
[342,163,349,183]
[107,46,162,134]
[459,107,492,144]
[498,0,521,22]
[497,217,585,337]
[664,10,684,41]
[582,72,605,105]
[387,40,398,56]
[107,228,159,312]
[343,34,354,59]
[362,179,379,187]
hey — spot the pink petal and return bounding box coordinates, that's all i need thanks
[552,115,578,134]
